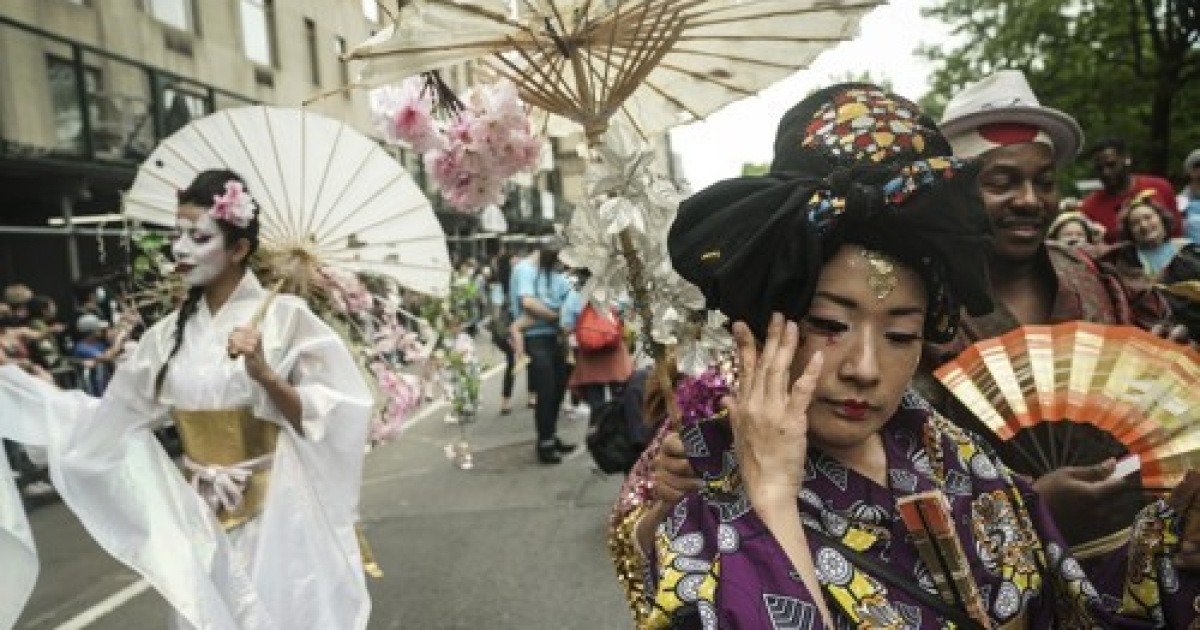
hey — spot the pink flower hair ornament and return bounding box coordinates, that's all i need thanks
[209,180,256,228]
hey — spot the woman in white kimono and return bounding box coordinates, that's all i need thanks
[0,170,373,629]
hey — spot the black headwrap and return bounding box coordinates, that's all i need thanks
[669,84,993,343]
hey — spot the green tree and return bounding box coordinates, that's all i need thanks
[741,162,770,177]
[922,0,1200,182]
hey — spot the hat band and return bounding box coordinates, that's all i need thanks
[948,125,1053,160]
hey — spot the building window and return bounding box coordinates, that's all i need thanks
[162,87,208,136]
[46,56,102,154]
[240,0,276,67]
[334,36,350,92]
[362,0,379,23]
[304,19,321,86]
[145,0,196,32]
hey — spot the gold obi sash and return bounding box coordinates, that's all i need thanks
[172,407,279,530]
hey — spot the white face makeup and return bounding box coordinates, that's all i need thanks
[172,211,230,287]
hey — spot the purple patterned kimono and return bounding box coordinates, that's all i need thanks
[642,374,1197,629]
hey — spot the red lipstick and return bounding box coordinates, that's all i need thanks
[832,399,872,420]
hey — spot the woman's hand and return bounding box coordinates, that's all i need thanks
[1032,459,1129,534]
[228,326,274,384]
[652,431,703,505]
[724,313,824,511]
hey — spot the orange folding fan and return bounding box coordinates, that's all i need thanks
[934,322,1200,488]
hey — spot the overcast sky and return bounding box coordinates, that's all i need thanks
[669,0,952,190]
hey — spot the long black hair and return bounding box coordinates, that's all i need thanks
[152,169,261,398]
[537,244,560,294]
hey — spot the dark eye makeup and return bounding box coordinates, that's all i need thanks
[884,332,923,345]
[804,315,922,345]
[803,315,847,335]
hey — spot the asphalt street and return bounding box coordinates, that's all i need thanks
[13,349,634,629]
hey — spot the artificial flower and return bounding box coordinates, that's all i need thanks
[210,181,255,228]
[675,369,730,426]
[674,311,734,376]
[318,266,374,315]
[371,79,445,154]
[370,361,422,444]
[374,78,542,213]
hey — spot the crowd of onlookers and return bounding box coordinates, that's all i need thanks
[1049,142,1200,252]
[1043,142,1200,339]
[1,280,138,498]
[0,281,134,393]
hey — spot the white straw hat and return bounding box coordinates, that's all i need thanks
[939,70,1084,166]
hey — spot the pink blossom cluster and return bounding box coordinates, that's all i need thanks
[369,361,421,444]
[372,78,542,212]
[371,80,445,155]
[318,266,374,315]
[373,316,429,363]
[210,180,255,228]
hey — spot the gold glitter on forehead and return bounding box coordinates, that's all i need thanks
[860,249,899,300]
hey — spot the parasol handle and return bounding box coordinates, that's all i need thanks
[248,278,287,330]
[227,278,284,360]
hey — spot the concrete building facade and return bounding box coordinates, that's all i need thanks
[0,0,381,306]
[0,0,679,302]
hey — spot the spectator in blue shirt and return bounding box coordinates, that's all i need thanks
[509,241,575,464]
[1177,149,1200,242]
[72,313,121,395]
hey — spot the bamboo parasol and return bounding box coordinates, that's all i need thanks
[124,106,453,302]
[349,0,881,140]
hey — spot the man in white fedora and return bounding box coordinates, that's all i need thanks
[939,69,1083,168]
[923,69,1183,580]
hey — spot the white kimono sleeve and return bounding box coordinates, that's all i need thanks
[243,297,375,629]
[0,319,275,629]
[0,439,37,630]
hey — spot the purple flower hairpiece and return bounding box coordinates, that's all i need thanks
[210,180,255,228]
[675,368,731,426]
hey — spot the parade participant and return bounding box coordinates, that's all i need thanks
[638,83,1200,629]
[928,71,1190,564]
[1081,137,1181,243]
[0,170,374,629]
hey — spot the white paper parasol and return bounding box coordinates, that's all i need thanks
[348,0,880,139]
[124,106,452,298]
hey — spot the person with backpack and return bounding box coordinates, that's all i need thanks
[560,285,632,415]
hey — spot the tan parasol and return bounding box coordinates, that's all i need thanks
[347,0,880,140]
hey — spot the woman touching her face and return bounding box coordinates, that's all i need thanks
[612,83,1200,630]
